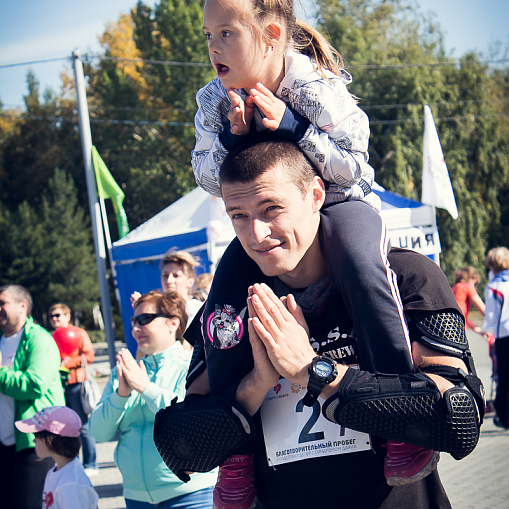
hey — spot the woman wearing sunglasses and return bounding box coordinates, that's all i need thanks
[89,291,216,508]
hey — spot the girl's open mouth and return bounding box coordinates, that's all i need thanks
[215,63,229,76]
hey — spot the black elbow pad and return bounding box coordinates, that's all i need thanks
[322,368,480,460]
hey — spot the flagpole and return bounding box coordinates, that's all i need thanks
[99,198,123,310]
[73,50,117,369]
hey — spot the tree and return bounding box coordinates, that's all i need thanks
[85,0,214,231]
[316,0,509,281]
[41,169,100,314]
[0,169,99,321]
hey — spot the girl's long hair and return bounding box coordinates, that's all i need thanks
[250,0,343,76]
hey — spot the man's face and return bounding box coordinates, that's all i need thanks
[0,290,27,335]
[48,308,70,329]
[222,165,326,288]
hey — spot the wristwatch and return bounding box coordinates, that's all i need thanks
[303,355,338,407]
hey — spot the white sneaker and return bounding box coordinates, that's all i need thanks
[84,467,99,477]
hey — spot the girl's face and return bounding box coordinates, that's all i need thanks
[34,436,51,459]
[203,0,282,92]
[132,301,178,356]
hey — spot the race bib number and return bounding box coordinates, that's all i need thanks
[260,378,371,467]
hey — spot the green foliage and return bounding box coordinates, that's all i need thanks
[1,0,508,295]
[0,169,99,320]
[317,0,509,281]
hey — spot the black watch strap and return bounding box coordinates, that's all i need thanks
[302,376,326,406]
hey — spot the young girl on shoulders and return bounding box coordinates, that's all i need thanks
[191,0,436,505]
[15,406,99,509]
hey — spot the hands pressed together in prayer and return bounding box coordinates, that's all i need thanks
[227,83,287,135]
[116,348,150,398]
[237,283,347,415]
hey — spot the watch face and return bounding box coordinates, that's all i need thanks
[314,360,333,378]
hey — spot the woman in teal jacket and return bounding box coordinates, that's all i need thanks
[89,291,216,508]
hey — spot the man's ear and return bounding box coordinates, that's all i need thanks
[310,176,326,212]
[265,22,283,45]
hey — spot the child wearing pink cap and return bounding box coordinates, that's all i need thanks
[15,406,98,509]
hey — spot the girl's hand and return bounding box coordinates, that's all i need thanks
[227,90,255,135]
[249,83,287,131]
[117,348,150,395]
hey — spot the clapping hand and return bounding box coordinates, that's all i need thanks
[116,348,150,397]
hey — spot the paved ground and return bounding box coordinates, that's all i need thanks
[89,330,509,509]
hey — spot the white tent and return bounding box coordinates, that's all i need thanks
[112,185,440,348]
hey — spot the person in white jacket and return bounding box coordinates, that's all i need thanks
[482,247,509,429]
[89,291,216,508]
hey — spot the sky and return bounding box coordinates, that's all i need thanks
[0,0,508,109]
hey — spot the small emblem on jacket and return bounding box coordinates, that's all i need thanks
[206,304,246,349]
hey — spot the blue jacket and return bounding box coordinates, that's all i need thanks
[89,341,216,503]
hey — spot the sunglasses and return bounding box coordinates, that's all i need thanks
[131,313,168,327]
[50,313,62,319]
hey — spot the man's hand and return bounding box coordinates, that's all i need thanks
[227,90,255,135]
[248,283,316,385]
[235,290,280,416]
[249,83,287,131]
[116,348,150,396]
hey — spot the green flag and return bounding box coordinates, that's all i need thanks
[92,146,129,238]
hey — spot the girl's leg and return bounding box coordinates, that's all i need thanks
[320,201,413,375]
[203,237,271,395]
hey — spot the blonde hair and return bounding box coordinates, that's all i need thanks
[233,0,342,76]
[486,247,509,275]
[159,249,200,278]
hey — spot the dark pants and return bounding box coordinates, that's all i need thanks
[495,336,509,425]
[65,382,98,469]
[0,441,16,509]
[13,448,54,509]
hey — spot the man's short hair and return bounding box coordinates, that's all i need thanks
[219,134,319,198]
[48,303,71,315]
[159,249,200,278]
[0,284,33,316]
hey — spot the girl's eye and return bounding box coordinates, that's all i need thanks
[222,31,232,38]
[204,32,212,40]
[231,213,246,220]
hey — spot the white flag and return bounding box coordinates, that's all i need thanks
[421,105,458,219]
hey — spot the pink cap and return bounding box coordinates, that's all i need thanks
[15,406,81,437]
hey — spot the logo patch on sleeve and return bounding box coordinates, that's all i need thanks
[206,304,247,349]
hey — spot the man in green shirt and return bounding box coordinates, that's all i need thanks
[0,284,65,509]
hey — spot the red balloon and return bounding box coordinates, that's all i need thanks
[52,326,80,357]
